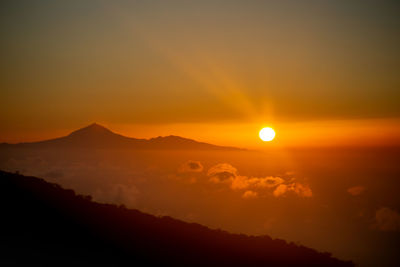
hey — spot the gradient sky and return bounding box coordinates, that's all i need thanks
[1,0,399,146]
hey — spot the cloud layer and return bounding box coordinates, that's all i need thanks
[206,163,312,199]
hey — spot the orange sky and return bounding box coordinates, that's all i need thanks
[75,118,400,148]
[2,118,400,149]
[0,1,399,148]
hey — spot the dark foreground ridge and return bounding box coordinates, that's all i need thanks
[0,170,353,266]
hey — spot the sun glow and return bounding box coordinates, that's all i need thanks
[259,127,276,142]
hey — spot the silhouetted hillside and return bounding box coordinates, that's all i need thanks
[0,170,353,266]
[0,123,240,150]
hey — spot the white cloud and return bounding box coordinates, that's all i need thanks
[207,163,312,199]
[93,184,139,208]
[273,184,288,197]
[272,183,312,198]
[207,163,237,183]
[178,160,204,173]
[347,186,365,196]
[231,176,284,191]
[242,190,258,199]
[373,207,400,232]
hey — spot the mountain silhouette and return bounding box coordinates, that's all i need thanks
[0,123,239,150]
[0,170,353,266]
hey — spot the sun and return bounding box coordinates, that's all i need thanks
[259,127,276,142]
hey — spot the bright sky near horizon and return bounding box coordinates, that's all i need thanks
[1,0,399,147]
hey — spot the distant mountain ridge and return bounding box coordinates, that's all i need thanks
[0,123,240,150]
[0,170,353,266]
